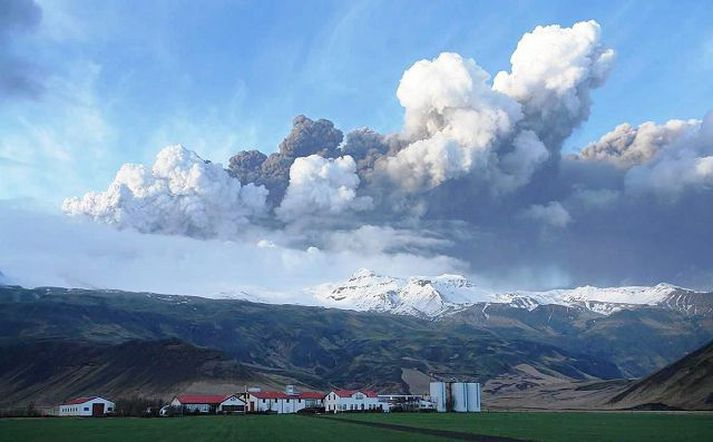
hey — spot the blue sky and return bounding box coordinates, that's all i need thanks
[1,0,712,205]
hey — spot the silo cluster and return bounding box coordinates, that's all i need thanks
[429,381,481,412]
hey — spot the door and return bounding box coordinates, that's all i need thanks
[92,403,105,416]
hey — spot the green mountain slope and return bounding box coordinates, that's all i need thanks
[0,286,621,405]
[448,302,713,377]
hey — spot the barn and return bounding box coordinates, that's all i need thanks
[58,396,115,416]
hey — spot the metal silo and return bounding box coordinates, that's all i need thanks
[466,382,481,412]
[429,382,447,412]
[451,382,468,412]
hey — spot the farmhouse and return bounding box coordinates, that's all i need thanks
[324,389,381,413]
[243,391,292,413]
[58,396,115,416]
[242,387,325,413]
[170,394,245,414]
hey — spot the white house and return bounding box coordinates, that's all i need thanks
[324,389,381,413]
[242,388,325,414]
[243,391,291,413]
[58,396,115,416]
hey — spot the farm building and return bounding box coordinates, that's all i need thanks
[58,396,115,416]
[242,386,325,413]
[324,389,381,413]
[169,394,245,414]
[218,394,247,413]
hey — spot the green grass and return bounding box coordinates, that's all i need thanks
[0,415,445,442]
[2,412,713,442]
[337,411,713,441]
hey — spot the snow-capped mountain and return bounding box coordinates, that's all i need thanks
[313,268,493,317]
[313,269,706,318]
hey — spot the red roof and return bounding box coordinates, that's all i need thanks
[62,396,100,405]
[332,389,378,398]
[248,391,290,399]
[246,391,325,400]
[176,394,227,404]
[297,391,324,399]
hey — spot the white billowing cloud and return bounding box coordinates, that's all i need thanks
[63,145,268,238]
[577,119,701,168]
[381,52,532,191]
[379,20,611,195]
[396,52,520,144]
[493,20,615,144]
[277,154,372,220]
[523,201,572,227]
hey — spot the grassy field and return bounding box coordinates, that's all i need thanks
[0,414,446,442]
[1,412,712,441]
[337,411,713,441]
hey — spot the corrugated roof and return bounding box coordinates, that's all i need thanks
[62,396,99,405]
[176,394,227,404]
[331,389,379,398]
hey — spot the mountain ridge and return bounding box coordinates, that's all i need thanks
[1,284,711,408]
[312,269,708,319]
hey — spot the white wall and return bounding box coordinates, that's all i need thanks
[218,395,246,412]
[323,391,381,413]
[58,397,115,417]
[244,394,324,414]
[246,395,288,414]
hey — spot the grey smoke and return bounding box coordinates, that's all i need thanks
[229,115,344,205]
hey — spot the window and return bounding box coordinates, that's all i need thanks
[286,399,290,403]
[298,399,301,403]
[84,407,89,411]
[262,399,265,403]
